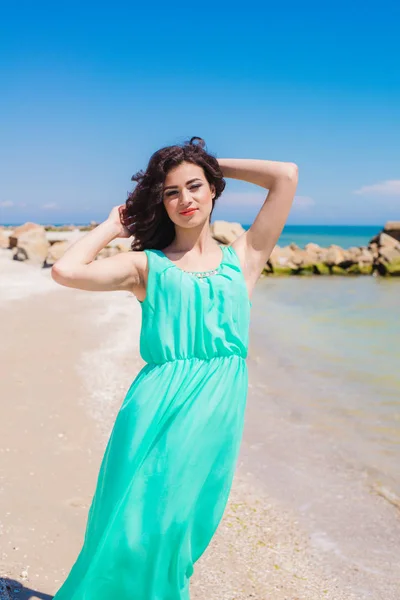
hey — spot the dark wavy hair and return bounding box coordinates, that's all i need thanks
[122,136,226,251]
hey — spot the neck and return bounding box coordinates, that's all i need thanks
[170,222,218,255]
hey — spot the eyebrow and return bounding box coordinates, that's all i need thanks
[164,178,202,191]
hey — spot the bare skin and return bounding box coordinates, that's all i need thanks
[51,158,298,303]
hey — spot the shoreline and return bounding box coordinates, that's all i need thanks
[0,260,399,598]
[242,343,400,597]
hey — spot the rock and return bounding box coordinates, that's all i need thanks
[331,265,349,275]
[12,247,29,261]
[368,242,379,258]
[358,248,374,264]
[45,224,77,232]
[369,222,400,245]
[373,232,400,276]
[211,220,245,244]
[14,227,49,265]
[345,246,374,266]
[347,246,362,259]
[374,256,400,276]
[315,247,329,262]
[96,246,120,260]
[46,231,79,244]
[111,237,132,251]
[385,221,400,230]
[386,257,400,276]
[268,245,320,272]
[96,248,111,260]
[304,242,322,252]
[379,246,400,264]
[325,245,346,266]
[115,243,130,253]
[313,262,331,275]
[270,265,294,276]
[8,222,43,248]
[346,263,373,275]
[270,244,331,273]
[384,221,400,242]
[0,229,10,249]
[297,248,321,268]
[269,246,295,268]
[378,232,400,250]
[45,241,70,266]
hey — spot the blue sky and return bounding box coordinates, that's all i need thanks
[1,0,399,226]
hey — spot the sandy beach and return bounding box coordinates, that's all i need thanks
[1,255,399,599]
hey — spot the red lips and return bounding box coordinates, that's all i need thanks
[179,208,198,215]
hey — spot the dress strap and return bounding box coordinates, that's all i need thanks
[224,245,252,306]
[225,244,242,269]
[139,249,164,307]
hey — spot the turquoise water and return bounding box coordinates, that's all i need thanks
[4,223,383,250]
[250,276,400,491]
[243,225,382,249]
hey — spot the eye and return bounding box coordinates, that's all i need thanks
[165,183,201,197]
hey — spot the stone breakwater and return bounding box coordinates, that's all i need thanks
[1,220,400,277]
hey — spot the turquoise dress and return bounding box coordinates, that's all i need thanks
[53,243,252,600]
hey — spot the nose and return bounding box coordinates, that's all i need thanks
[180,188,193,206]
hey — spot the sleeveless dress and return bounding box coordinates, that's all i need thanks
[53,243,252,600]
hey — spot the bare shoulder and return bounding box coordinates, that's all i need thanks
[99,249,148,296]
[124,248,148,272]
[120,249,148,300]
[108,249,147,275]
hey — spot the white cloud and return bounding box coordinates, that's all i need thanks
[41,202,59,210]
[354,180,400,196]
[0,200,14,207]
[292,195,315,210]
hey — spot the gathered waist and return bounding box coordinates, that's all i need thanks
[145,352,247,366]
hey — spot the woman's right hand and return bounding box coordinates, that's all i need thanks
[106,204,134,238]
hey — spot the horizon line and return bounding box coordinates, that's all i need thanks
[1,222,386,228]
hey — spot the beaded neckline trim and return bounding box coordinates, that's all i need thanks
[187,268,220,278]
[156,246,226,278]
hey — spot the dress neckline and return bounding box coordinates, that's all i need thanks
[155,245,226,277]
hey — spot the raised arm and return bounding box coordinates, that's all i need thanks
[218,158,298,294]
[51,205,145,296]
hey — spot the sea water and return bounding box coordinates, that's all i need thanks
[243,224,383,249]
[249,276,400,494]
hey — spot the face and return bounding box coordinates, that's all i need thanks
[162,162,215,226]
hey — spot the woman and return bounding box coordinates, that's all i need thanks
[51,136,298,599]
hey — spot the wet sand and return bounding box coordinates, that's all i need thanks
[0,255,399,599]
